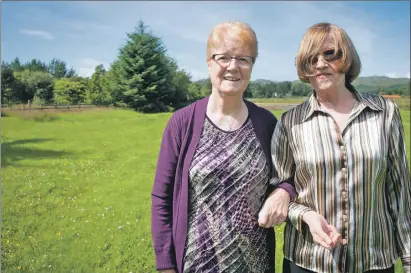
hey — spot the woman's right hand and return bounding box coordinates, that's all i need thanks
[302,211,342,250]
[159,269,176,273]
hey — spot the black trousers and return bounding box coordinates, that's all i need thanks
[283,259,395,273]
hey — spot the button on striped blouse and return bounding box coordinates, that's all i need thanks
[270,89,410,273]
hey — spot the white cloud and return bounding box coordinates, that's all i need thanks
[5,2,409,81]
[76,58,108,78]
[385,73,398,78]
[19,29,54,40]
[385,72,410,79]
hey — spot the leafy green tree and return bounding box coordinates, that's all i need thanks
[291,81,311,97]
[48,58,68,78]
[89,64,112,105]
[13,70,54,103]
[10,57,24,72]
[23,59,48,72]
[1,63,16,104]
[54,78,88,104]
[66,67,77,78]
[187,82,203,101]
[166,57,194,108]
[199,77,212,97]
[112,20,176,112]
[249,82,264,98]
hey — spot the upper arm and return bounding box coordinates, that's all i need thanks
[270,117,296,187]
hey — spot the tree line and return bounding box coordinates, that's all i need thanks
[1,20,407,113]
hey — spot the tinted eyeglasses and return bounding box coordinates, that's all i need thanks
[311,49,343,64]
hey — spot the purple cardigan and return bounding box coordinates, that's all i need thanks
[151,96,296,272]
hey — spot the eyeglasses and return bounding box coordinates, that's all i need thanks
[211,54,255,68]
[311,49,343,64]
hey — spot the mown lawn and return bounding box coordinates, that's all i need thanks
[1,108,409,272]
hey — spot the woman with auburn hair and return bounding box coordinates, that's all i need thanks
[264,22,410,273]
[151,21,296,273]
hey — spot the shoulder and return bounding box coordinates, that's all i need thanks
[360,92,398,112]
[168,97,206,126]
[245,99,277,124]
[279,99,311,126]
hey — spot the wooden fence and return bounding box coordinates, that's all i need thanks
[1,103,111,111]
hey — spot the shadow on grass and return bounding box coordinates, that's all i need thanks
[1,138,72,168]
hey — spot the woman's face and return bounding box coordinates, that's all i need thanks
[308,33,345,92]
[207,35,254,97]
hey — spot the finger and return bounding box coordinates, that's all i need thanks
[258,211,269,227]
[265,215,275,228]
[273,216,286,226]
[316,228,332,245]
[330,234,342,248]
[312,233,332,250]
[328,225,342,246]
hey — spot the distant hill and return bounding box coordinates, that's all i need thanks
[253,79,278,85]
[195,76,410,95]
[352,76,409,87]
[352,76,409,94]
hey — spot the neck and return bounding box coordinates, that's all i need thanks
[316,84,354,108]
[208,90,245,115]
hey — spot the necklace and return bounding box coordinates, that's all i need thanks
[228,116,236,131]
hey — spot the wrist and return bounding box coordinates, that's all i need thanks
[269,188,290,201]
[302,210,315,224]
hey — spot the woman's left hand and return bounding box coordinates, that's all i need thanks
[258,188,290,228]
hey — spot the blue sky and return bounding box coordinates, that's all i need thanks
[2,1,410,81]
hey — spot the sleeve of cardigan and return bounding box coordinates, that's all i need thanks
[151,114,180,271]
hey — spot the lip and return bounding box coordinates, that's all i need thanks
[223,76,240,81]
[316,73,331,77]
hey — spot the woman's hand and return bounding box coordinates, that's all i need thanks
[258,188,290,228]
[302,211,342,250]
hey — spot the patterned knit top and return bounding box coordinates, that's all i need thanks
[182,115,271,273]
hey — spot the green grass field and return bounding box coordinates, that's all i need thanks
[2,108,410,272]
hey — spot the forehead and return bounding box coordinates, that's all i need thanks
[320,33,337,49]
[211,36,252,55]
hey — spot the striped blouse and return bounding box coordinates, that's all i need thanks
[270,89,410,273]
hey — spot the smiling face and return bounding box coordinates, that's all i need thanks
[208,39,253,96]
[206,22,257,97]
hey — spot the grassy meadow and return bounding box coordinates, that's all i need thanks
[1,106,410,273]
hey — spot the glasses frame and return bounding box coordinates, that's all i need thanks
[312,49,343,64]
[211,54,255,68]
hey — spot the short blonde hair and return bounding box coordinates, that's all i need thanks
[296,22,361,84]
[206,21,258,62]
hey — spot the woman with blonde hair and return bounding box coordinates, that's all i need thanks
[266,22,410,273]
[151,21,296,273]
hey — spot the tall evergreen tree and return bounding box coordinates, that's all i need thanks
[113,20,176,112]
[24,58,48,72]
[48,58,68,78]
[10,57,24,72]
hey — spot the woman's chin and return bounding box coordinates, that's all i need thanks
[218,88,243,96]
[315,81,334,91]
[219,83,245,95]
